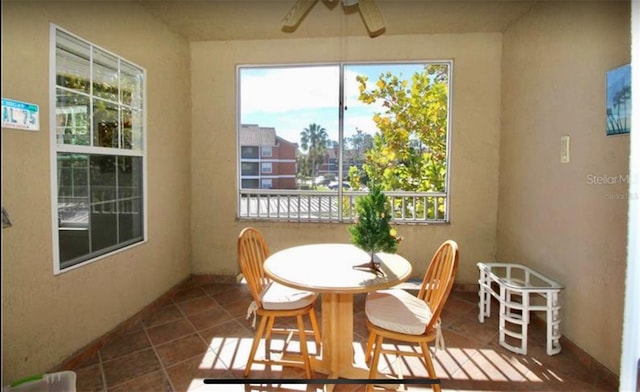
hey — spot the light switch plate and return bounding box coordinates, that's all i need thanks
[561,136,570,163]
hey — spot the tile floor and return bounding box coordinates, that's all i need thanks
[68,280,617,391]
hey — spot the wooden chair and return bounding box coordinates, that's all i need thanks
[237,227,321,378]
[364,240,459,391]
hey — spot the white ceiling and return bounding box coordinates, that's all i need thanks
[136,0,538,41]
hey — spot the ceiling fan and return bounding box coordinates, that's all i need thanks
[282,0,386,38]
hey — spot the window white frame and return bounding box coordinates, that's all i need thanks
[261,179,273,189]
[261,162,273,174]
[49,24,147,274]
[236,61,452,224]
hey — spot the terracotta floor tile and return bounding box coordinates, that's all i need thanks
[188,305,233,331]
[178,296,221,317]
[520,341,598,384]
[108,370,172,392]
[446,316,499,346]
[353,310,370,341]
[200,282,240,297]
[166,354,235,391]
[73,351,100,369]
[102,348,161,389]
[74,363,104,391]
[172,286,207,304]
[155,333,209,368]
[219,298,253,319]
[213,336,267,372]
[450,290,481,305]
[122,319,145,335]
[208,285,250,305]
[147,318,197,346]
[101,330,151,361]
[199,319,254,352]
[441,296,477,317]
[466,348,528,383]
[51,285,617,392]
[143,304,185,328]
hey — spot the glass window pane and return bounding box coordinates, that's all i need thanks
[56,30,90,94]
[121,61,144,109]
[343,63,449,192]
[57,153,143,268]
[121,108,143,150]
[241,146,258,159]
[93,48,119,102]
[239,66,339,191]
[90,155,118,251]
[57,153,90,264]
[241,162,259,176]
[93,99,119,148]
[118,156,143,243]
[56,88,90,146]
[242,179,259,189]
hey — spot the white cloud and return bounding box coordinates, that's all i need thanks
[241,66,339,113]
[240,65,412,145]
[240,66,383,114]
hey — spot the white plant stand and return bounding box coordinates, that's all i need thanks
[477,262,564,356]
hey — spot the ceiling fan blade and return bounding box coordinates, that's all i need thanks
[358,0,385,37]
[282,0,320,29]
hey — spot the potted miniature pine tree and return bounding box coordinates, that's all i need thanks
[349,184,402,276]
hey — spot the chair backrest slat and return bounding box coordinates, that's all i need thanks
[417,240,459,331]
[237,227,272,307]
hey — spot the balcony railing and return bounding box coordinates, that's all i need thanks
[238,189,448,224]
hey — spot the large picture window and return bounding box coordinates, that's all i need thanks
[237,62,451,223]
[51,26,146,272]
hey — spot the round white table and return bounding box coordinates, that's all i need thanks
[263,243,413,383]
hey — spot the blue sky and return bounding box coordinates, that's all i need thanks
[239,63,427,148]
[606,63,631,108]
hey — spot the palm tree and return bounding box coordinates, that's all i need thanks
[300,123,329,187]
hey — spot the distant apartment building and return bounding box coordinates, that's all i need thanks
[316,145,364,180]
[239,124,297,189]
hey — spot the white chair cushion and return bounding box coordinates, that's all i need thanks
[260,281,316,310]
[366,289,434,335]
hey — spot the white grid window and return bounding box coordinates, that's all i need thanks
[50,25,146,273]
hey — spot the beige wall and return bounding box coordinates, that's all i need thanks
[499,2,630,375]
[1,2,192,382]
[190,33,503,283]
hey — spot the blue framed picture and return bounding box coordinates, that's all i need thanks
[606,63,631,136]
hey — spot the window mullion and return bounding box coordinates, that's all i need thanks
[338,63,345,220]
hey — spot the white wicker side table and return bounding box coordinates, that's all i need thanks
[477,262,564,356]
